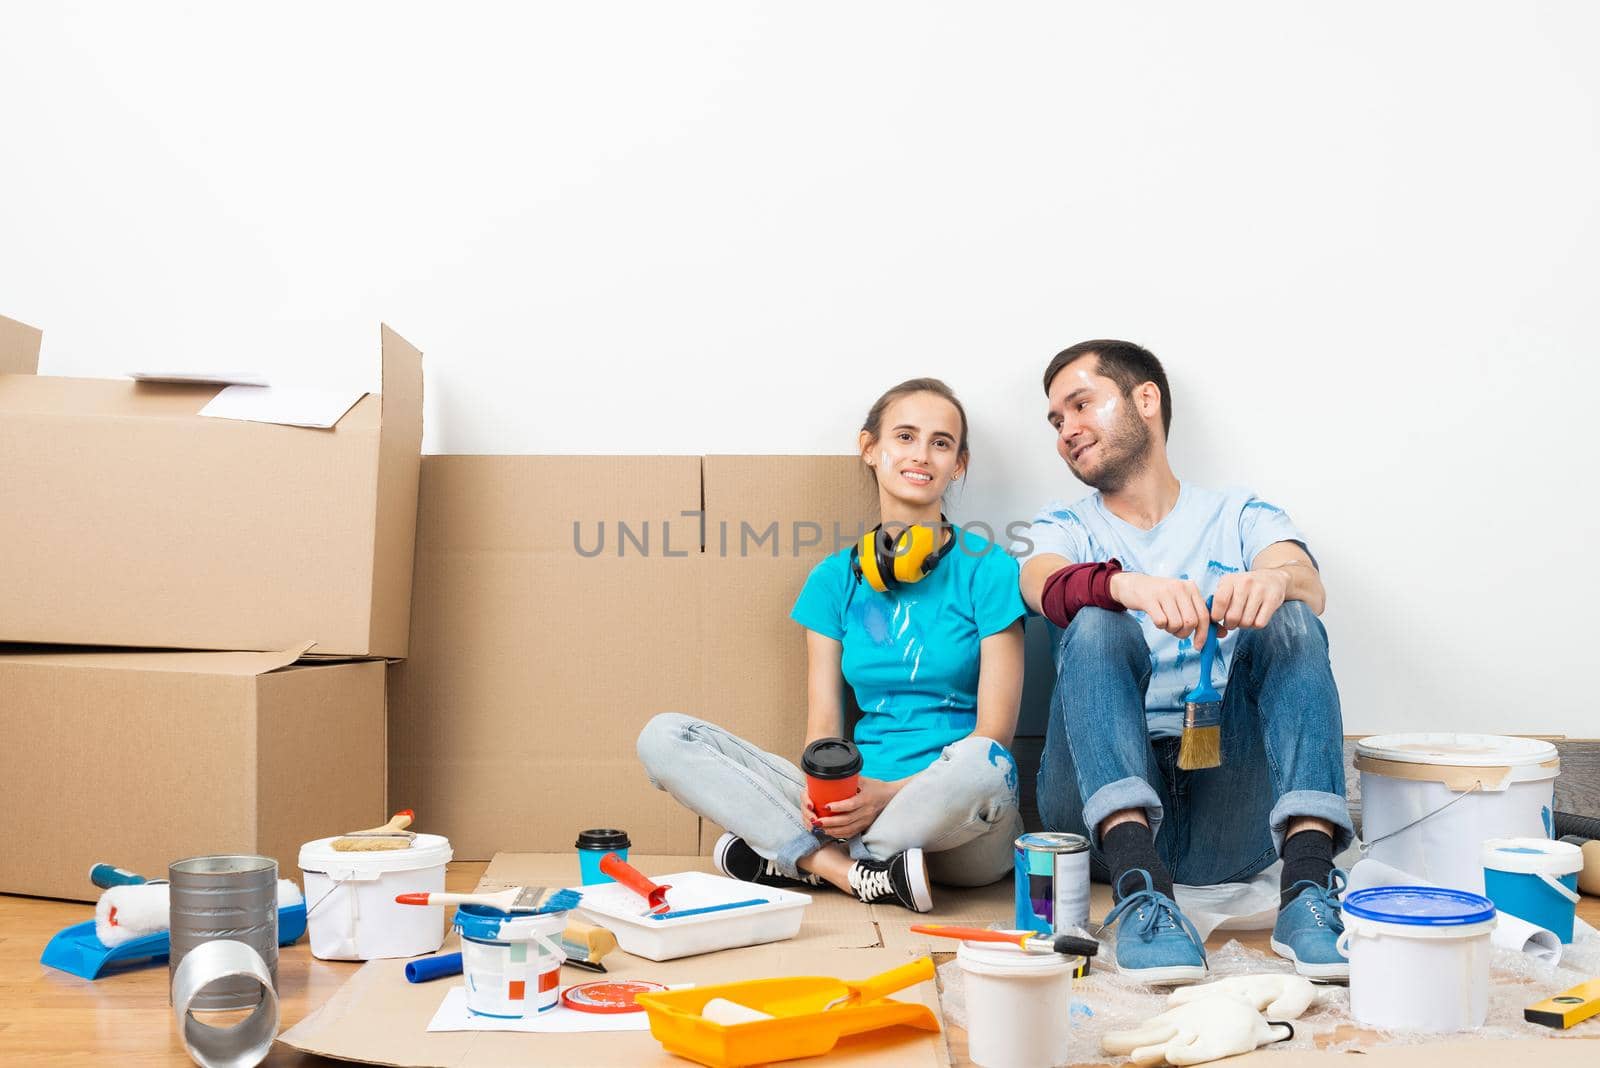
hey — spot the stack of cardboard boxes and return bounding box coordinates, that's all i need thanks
[0,309,886,903]
[0,314,424,902]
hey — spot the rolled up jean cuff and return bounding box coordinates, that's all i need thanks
[1082,776,1165,849]
[774,830,826,880]
[1270,790,1356,856]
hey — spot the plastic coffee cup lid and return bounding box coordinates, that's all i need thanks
[562,980,666,1013]
[802,738,863,779]
[575,828,631,851]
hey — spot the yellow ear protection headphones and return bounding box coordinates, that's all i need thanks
[850,516,957,593]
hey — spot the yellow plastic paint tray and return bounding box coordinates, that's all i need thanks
[634,957,940,1068]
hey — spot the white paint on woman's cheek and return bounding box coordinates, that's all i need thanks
[880,449,892,469]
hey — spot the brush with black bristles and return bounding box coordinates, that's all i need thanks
[1177,601,1223,770]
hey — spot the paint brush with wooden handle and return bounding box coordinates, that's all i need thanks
[911,924,1100,957]
[396,885,581,914]
[332,809,417,851]
[1178,602,1223,771]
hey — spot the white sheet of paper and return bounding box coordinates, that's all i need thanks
[198,384,366,428]
[128,370,271,387]
[425,986,654,1034]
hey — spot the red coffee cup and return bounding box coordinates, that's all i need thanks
[802,738,863,829]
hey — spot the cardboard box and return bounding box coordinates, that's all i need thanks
[389,456,707,859]
[0,316,424,657]
[0,644,387,901]
[388,455,876,860]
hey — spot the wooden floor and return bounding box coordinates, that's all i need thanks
[2,864,1597,1066]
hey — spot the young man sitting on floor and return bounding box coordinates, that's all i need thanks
[1018,339,1352,985]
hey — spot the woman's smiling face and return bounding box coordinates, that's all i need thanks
[860,390,967,508]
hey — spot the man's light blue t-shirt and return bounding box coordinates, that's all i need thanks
[1020,484,1309,738]
[791,529,1026,782]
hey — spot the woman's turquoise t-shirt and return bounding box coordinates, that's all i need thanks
[790,529,1026,782]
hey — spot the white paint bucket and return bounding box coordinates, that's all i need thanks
[298,833,452,960]
[1338,886,1496,1033]
[455,905,567,1018]
[1355,733,1558,893]
[958,938,1079,1068]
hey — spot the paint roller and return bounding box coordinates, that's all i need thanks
[1554,810,1600,897]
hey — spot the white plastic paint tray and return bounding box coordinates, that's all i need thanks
[571,870,810,961]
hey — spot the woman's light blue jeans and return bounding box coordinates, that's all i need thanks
[638,714,1024,887]
[1037,603,1353,886]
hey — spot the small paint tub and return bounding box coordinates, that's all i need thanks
[1482,837,1582,944]
[298,834,453,960]
[1355,733,1558,892]
[1338,886,1496,1033]
[958,938,1080,1068]
[454,905,568,1018]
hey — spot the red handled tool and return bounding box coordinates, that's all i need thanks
[599,852,672,915]
[910,924,1100,957]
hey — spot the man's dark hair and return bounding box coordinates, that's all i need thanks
[1042,339,1172,439]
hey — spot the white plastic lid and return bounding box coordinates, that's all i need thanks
[1481,837,1583,876]
[956,939,1078,978]
[1356,733,1557,768]
[298,833,453,875]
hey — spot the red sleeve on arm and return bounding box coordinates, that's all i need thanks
[1040,559,1125,629]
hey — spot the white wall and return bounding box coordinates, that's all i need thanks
[3,3,1595,734]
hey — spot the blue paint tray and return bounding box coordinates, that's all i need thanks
[40,901,307,981]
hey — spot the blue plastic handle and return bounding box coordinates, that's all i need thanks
[405,952,463,983]
[88,863,147,889]
[1187,597,1221,703]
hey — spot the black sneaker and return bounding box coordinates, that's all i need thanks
[847,848,933,912]
[713,833,823,888]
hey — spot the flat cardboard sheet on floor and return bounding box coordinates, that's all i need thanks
[0,315,423,657]
[277,940,950,1067]
[0,645,387,901]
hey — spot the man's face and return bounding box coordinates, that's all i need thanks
[1046,356,1151,492]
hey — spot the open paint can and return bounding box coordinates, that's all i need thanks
[454,904,568,1018]
[1339,886,1496,1033]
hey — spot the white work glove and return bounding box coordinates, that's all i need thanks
[1166,973,1315,1019]
[1102,996,1293,1067]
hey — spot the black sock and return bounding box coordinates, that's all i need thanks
[1102,821,1175,902]
[1279,829,1335,908]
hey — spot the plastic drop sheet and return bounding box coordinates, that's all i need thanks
[938,925,1600,1064]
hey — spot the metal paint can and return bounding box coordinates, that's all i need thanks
[168,855,279,1010]
[1014,832,1090,936]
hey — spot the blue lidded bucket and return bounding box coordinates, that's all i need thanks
[1481,838,1582,944]
[1339,886,1498,1033]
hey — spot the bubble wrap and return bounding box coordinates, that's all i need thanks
[936,927,1600,1064]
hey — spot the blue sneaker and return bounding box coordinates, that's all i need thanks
[1271,869,1348,981]
[1101,870,1207,985]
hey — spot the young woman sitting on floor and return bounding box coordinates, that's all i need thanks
[636,378,1026,911]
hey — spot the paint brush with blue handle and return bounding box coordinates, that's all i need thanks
[1177,599,1223,770]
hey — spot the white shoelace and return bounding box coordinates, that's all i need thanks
[849,863,894,902]
[762,858,819,886]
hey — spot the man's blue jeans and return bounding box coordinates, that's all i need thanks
[1037,603,1353,886]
